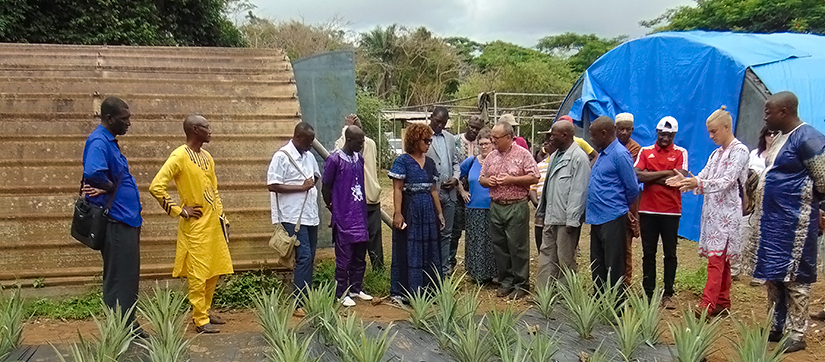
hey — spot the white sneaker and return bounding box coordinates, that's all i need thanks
[349,291,374,301]
[341,296,356,307]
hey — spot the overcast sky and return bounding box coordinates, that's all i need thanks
[249,0,696,47]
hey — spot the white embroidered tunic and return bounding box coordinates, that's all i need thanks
[693,138,750,260]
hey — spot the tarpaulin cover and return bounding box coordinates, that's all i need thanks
[567,31,825,241]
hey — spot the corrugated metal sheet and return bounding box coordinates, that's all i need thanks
[0,43,300,288]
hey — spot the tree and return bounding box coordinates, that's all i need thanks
[0,0,245,46]
[641,0,825,34]
[536,32,627,74]
[240,15,352,60]
[357,25,462,106]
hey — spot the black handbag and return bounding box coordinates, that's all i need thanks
[70,176,122,250]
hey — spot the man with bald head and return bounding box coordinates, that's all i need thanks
[150,115,234,333]
[587,116,639,298]
[480,119,539,299]
[747,91,825,353]
[323,126,373,307]
[535,121,591,287]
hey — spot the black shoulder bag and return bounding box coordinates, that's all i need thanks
[70,175,122,250]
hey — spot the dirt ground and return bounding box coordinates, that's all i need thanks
[19,180,825,360]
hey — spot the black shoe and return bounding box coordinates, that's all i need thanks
[509,288,529,300]
[768,331,783,343]
[209,314,226,325]
[780,339,806,353]
[195,323,220,334]
[496,286,514,298]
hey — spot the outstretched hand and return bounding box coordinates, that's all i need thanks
[664,170,686,188]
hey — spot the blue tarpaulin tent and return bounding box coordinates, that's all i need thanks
[558,31,825,241]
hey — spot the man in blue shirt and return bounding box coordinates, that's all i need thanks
[81,97,143,334]
[586,116,639,295]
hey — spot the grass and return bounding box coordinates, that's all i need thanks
[302,282,340,342]
[268,331,322,362]
[668,308,723,362]
[137,284,192,362]
[253,287,302,354]
[557,267,600,339]
[1,289,25,360]
[53,301,137,362]
[426,272,467,347]
[314,259,390,297]
[24,289,104,320]
[596,275,625,324]
[674,261,708,296]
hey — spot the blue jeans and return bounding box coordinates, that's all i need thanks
[282,223,318,305]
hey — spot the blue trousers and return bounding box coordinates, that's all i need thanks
[282,223,318,304]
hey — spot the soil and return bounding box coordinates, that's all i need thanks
[18,180,825,360]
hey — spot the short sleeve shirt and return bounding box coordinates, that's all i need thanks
[480,144,539,202]
[634,143,688,215]
[267,140,320,226]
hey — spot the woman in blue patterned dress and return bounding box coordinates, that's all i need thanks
[388,123,445,303]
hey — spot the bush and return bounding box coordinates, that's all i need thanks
[213,270,283,309]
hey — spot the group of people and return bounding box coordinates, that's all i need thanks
[82,90,824,353]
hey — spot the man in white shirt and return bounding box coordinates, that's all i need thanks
[267,122,321,317]
[334,114,384,270]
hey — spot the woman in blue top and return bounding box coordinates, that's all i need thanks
[458,128,496,283]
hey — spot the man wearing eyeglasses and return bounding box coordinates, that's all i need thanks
[480,117,540,300]
[426,106,461,275]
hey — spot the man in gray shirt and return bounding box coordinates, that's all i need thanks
[426,106,460,275]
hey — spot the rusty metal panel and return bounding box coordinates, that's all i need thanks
[0,43,301,288]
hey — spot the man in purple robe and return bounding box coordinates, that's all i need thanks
[323,126,373,307]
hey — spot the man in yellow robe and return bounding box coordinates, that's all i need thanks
[149,115,234,333]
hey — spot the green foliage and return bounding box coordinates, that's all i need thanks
[426,272,469,347]
[472,41,554,71]
[213,270,283,309]
[611,306,645,362]
[0,289,25,360]
[406,288,433,330]
[446,316,496,362]
[302,282,340,341]
[240,15,351,60]
[668,308,723,362]
[675,261,708,296]
[486,304,521,349]
[730,310,788,362]
[137,284,192,362]
[557,267,600,339]
[525,328,560,362]
[53,301,137,362]
[358,25,462,106]
[327,313,396,362]
[536,32,627,74]
[627,287,665,345]
[362,267,391,297]
[253,288,311,361]
[533,280,559,320]
[642,0,825,35]
[312,260,336,288]
[355,90,397,169]
[25,289,104,320]
[597,275,626,324]
[268,331,322,362]
[0,0,245,46]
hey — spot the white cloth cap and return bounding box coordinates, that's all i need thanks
[499,114,518,126]
[656,116,678,132]
[615,112,634,124]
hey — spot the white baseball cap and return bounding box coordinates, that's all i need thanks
[656,116,678,133]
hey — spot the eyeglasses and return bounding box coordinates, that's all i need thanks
[478,141,492,147]
[423,138,433,145]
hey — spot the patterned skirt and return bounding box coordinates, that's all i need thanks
[464,208,497,283]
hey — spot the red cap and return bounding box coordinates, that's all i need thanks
[557,115,574,123]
